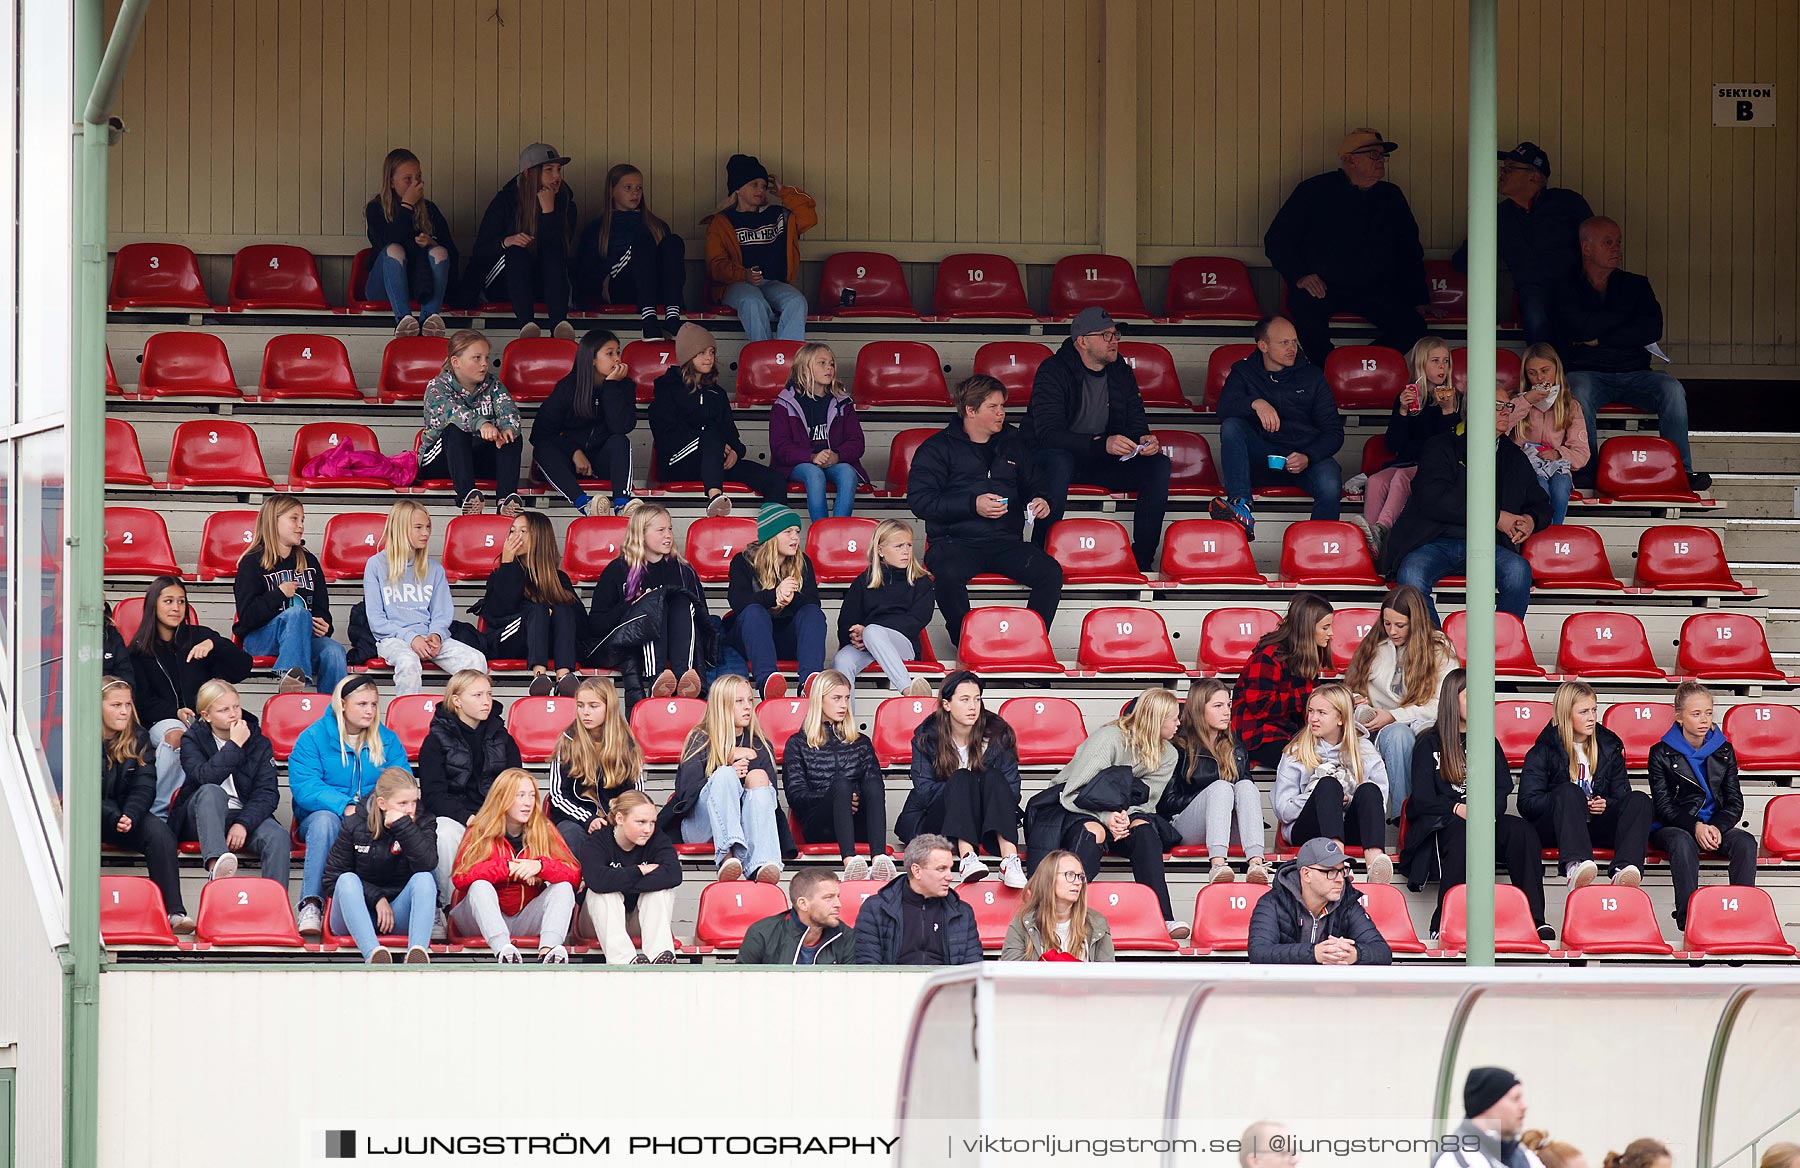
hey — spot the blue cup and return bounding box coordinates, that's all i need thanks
[1266,454,1288,470]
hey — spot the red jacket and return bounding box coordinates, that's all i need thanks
[451,834,581,917]
[1231,643,1314,754]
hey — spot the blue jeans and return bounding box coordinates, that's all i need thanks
[788,461,859,521]
[683,765,782,878]
[728,602,826,689]
[1375,721,1417,820]
[365,245,450,324]
[722,279,807,342]
[1566,369,1693,471]
[329,870,436,959]
[1397,537,1534,625]
[1217,416,1343,520]
[299,808,348,903]
[242,605,347,695]
[1539,471,1573,526]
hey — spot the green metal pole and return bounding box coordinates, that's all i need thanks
[1462,0,1500,967]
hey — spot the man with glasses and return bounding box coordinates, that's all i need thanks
[1247,837,1392,965]
[1453,142,1592,344]
[1264,127,1430,362]
[1384,382,1550,626]
[1023,306,1172,570]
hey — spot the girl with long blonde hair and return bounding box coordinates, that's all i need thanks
[726,504,826,701]
[669,674,785,882]
[362,500,487,696]
[999,849,1115,962]
[1161,679,1267,884]
[1518,680,1654,890]
[580,790,682,964]
[1514,342,1589,525]
[449,768,581,963]
[832,519,936,697]
[233,496,347,696]
[780,669,891,880]
[100,677,192,931]
[547,676,645,853]
[364,147,454,335]
[1341,583,1457,819]
[1362,335,1461,556]
[574,162,685,338]
[588,500,712,701]
[320,766,437,963]
[481,510,585,697]
[771,342,870,521]
[1272,682,1393,882]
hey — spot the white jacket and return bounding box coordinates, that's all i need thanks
[1357,638,1456,730]
[1270,732,1388,827]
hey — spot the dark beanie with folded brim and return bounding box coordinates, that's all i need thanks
[1464,1067,1520,1118]
[727,153,770,194]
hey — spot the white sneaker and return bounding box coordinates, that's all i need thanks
[1245,857,1272,885]
[209,853,238,881]
[1363,850,1393,885]
[579,494,613,517]
[296,901,323,937]
[497,945,523,964]
[1611,864,1642,889]
[168,913,196,936]
[1208,859,1236,884]
[957,852,989,884]
[842,855,870,882]
[716,857,743,882]
[999,854,1027,889]
[1166,920,1192,942]
[1565,859,1599,889]
[540,945,569,964]
[705,494,732,517]
[869,854,898,882]
[431,907,448,943]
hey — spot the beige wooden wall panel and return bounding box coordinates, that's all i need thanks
[1139,0,1800,365]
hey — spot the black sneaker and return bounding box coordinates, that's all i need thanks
[1687,470,1713,491]
[460,490,486,516]
[499,493,526,517]
[641,317,664,340]
[1537,923,1557,942]
[528,673,556,697]
[651,950,679,965]
[1208,495,1254,541]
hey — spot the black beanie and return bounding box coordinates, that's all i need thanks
[1464,1067,1520,1117]
[726,153,770,194]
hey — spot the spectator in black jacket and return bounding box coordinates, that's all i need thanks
[739,868,856,965]
[1551,216,1708,490]
[532,328,637,516]
[1023,308,1171,570]
[1518,681,1654,890]
[1210,315,1345,539]
[233,497,347,697]
[832,519,936,696]
[1160,678,1269,884]
[1389,382,1550,625]
[852,834,983,965]
[782,670,891,880]
[364,148,455,336]
[586,501,711,702]
[321,767,438,963]
[481,512,588,697]
[1264,128,1429,361]
[1648,682,1757,931]
[895,672,1026,887]
[101,677,191,932]
[579,790,681,964]
[907,375,1062,646]
[417,669,524,917]
[726,504,826,700]
[1452,142,1592,344]
[547,676,644,852]
[648,323,789,515]
[574,163,686,338]
[173,680,289,888]
[465,143,577,340]
[1246,837,1392,965]
[127,576,254,822]
[1399,670,1550,940]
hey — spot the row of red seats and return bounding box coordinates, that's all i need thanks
[107,240,1478,324]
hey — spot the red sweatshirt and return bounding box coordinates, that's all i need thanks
[451,833,581,916]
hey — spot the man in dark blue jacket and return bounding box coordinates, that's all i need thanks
[1246,838,1392,965]
[1210,314,1345,539]
[853,835,983,965]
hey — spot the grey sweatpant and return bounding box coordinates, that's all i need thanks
[1171,778,1266,859]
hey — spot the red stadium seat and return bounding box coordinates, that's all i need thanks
[1116,342,1191,409]
[1077,608,1181,674]
[344,248,391,313]
[1424,260,1467,323]
[962,882,1026,948]
[165,420,273,489]
[683,517,758,583]
[694,881,790,949]
[973,341,1052,406]
[1088,882,1179,951]
[107,347,123,395]
[1165,256,1262,322]
[1154,431,1225,497]
[319,512,387,581]
[1761,795,1800,860]
[1681,887,1796,956]
[621,340,676,403]
[377,336,449,403]
[818,251,917,317]
[1632,526,1745,592]
[1045,519,1146,584]
[287,422,391,489]
[384,694,441,758]
[1437,883,1550,955]
[834,880,884,927]
[881,429,937,496]
[1602,703,1674,770]
[805,517,879,583]
[509,696,579,763]
[1196,608,1280,675]
[1721,705,1800,773]
[1559,885,1672,955]
[100,875,181,946]
[441,515,513,581]
[258,334,362,401]
[1597,437,1698,502]
[1359,434,1394,477]
[852,341,950,407]
[109,242,213,310]
[1451,347,1522,397]
[196,510,260,582]
[1356,882,1428,953]
[227,244,329,311]
[1187,882,1268,953]
[956,608,1065,674]
[562,515,630,582]
[1555,612,1666,680]
[871,695,936,767]
[997,697,1088,765]
[1279,521,1383,585]
[1324,346,1408,411]
[1327,608,1380,673]
[1522,526,1622,591]
[137,332,241,398]
[500,337,576,403]
[1159,520,1265,585]
[1049,254,1149,319]
[1442,610,1546,679]
[756,698,809,752]
[111,596,192,645]
[1496,700,1553,767]
[934,254,1036,319]
[1203,344,1256,411]
[105,418,154,486]
[1677,613,1785,681]
[260,692,330,760]
[105,507,183,577]
[196,877,305,947]
[734,340,804,407]
[629,697,706,764]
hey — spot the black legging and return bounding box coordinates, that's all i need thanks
[487,601,584,671]
[1528,782,1654,877]
[490,242,570,329]
[103,816,186,916]
[795,779,888,861]
[1289,775,1387,850]
[1430,813,1547,931]
[536,433,634,505]
[658,432,788,501]
[423,426,523,501]
[609,231,686,316]
[916,768,1019,854]
[1069,818,1175,920]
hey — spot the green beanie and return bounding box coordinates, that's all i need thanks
[756,502,802,546]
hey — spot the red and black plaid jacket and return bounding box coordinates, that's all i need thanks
[1232,643,1314,753]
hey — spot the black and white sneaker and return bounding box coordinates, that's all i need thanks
[528,673,556,697]
[499,493,526,518]
[461,490,486,516]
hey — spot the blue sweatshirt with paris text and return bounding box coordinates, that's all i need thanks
[362,553,454,643]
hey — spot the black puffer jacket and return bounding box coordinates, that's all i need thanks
[172,712,281,833]
[101,730,156,826]
[895,716,1022,841]
[1246,861,1393,964]
[1517,722,1631,823]
[1647,733,1744,834]
[648,369,745,467]
[906,419,1041,545]
[320,813,438,912]
[415,702,524,825]
[1156,738,1254,820]
[781,731,881,817]
[1023,337,1149,451]
[851,876,982,966]
[129,623,255,727]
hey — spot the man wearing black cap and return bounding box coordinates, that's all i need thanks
[1264,128,1430,362]
[1023,306,1172,570]
[1453,142,1593,344]
[703,153,817,342]
[1245,837,1392,965]
[1433,1068,1541,1168]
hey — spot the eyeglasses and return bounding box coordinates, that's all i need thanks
[1060,871,1088,885]
[1495,399,1521,412]
[1091,331,1121,343]
[1348,147,1388,159]
[1306,866,1349,880]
